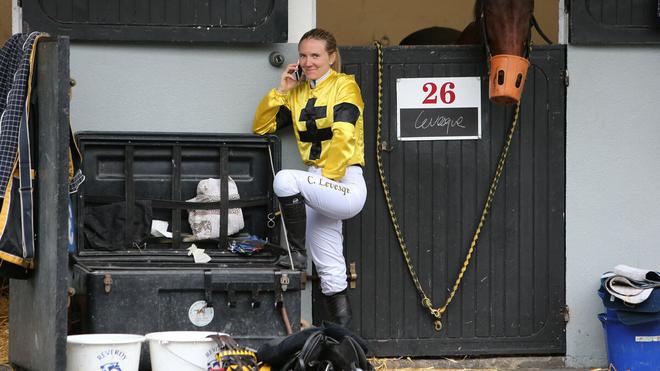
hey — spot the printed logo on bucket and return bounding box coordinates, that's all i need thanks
[205,344,221,371]
[100,362,122,371]
[207,359,221,371]
[97,348,126,371]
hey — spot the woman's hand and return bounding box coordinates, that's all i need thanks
[277,63,300,94]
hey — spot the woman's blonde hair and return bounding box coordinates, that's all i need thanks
[299,28,342,73]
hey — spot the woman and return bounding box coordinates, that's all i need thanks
[252,28,366,327]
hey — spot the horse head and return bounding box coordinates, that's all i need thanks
[458,0,534,105]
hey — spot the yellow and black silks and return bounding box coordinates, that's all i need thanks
[252,69,364,181]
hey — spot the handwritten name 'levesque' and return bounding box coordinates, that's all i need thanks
[414,110,466,134]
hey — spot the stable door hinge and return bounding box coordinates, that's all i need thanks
[67,287,76,308]
[561,305,570,322]
[103,274,113,294]
[562,70,569,87]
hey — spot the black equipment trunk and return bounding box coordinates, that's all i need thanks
[69,132,302,370]
[71,265,302,342]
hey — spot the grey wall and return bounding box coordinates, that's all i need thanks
[565,46,660,367]
[70,42,306,171]
[70,42,297,138]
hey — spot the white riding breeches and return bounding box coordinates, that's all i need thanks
[273,166,367,295]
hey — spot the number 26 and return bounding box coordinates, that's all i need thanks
[422,82,456,104]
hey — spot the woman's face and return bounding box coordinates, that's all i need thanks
[298,38,336,81]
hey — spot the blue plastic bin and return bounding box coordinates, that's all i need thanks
[598,312,660,370]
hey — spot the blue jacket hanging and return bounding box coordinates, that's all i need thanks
[0,32,42,278]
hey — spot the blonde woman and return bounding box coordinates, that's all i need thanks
[252,28,366,327]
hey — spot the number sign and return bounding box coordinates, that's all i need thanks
[396,77,481,141]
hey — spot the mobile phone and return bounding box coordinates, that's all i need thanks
[293,64,304,81]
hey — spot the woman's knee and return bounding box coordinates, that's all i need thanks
[273,169,300,197]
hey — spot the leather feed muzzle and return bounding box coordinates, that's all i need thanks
[489,54,530,105]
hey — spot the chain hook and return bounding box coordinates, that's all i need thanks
[422,297,433,310]
[423,298,444,331]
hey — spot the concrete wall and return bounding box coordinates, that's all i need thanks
[68,42,307,195]
[565,46,660,367]
[70,43,295,135]
[69,43,306,164]
[69,0,313,163]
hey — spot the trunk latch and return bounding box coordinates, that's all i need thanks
[280,273,290,292]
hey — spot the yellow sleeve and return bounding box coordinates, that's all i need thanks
[252,88,293,135]
[322,79,364,180]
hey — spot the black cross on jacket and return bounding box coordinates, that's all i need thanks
[298,98,332,160]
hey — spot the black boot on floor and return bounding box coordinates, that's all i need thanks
[324,289,352,327]
[276,193,307,270]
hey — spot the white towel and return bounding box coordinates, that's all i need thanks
[605,275,654,304]
[614,264,660,283]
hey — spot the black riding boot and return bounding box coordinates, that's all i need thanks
[276,193,307,270]
[324,289,352,327]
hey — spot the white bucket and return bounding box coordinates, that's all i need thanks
[145,331,224,371]
[66,333,145,371]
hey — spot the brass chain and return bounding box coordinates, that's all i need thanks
[373,41,521,331]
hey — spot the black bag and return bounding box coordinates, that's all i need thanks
[279,331,372,371]
[83,201,153,250]
[258,322,373,371]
